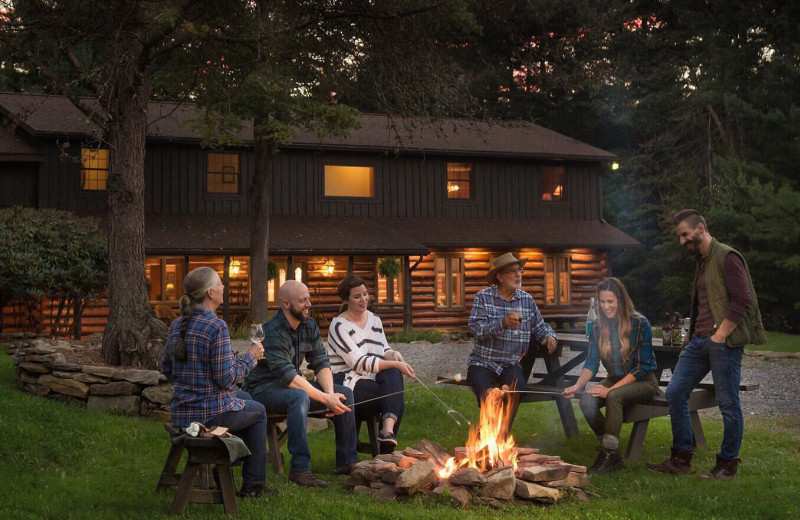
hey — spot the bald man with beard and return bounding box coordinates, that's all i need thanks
[243,280,358,488]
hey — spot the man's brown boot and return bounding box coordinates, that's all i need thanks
[646,449,694,475]
[699,456,740,480]
[289,470,328,488]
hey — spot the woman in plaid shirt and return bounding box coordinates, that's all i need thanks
[564,277,658,475]
[162,267,274,498]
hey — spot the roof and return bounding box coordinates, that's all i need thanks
[0,92,614,160]
[0,127,40,159]
[140,214,638,254]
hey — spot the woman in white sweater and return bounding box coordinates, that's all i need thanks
[327,274,415,452]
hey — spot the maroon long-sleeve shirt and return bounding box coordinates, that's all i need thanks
[695,252,752,336]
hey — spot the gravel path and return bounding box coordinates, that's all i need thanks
[232,339,800,417]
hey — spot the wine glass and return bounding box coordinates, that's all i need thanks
[249,323,264,344]
[510,304,523,335]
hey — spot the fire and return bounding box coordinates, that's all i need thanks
[438,387,518,478]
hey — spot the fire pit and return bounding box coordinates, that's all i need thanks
[345,389,591,507]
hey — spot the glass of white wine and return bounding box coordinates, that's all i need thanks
[249,323,264,344]
[510,303,523,335]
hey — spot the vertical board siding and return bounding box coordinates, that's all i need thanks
[0,162,38,208]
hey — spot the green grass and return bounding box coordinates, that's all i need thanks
[386,329,445,344]
[1,345,799,519]
[745,330,800,353]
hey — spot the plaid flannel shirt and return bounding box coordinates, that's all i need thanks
[468,286,556,375]
[583,313,657,380]
[162,307,256,428]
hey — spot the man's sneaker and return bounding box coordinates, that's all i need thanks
[377,432,397,446]
[289,470,328,488]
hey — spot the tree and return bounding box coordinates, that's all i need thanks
[0,1,251,366]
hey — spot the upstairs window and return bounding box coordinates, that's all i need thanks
[544,254,571,306]
[81,148,108,191]
[446,162,473,199]
[435,255,464,309]
[540,165,565,202]
[207,152,240,194]
[324,165,374,198]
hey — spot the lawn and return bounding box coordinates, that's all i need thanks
[746,330,800,353]
[1,345,798,520]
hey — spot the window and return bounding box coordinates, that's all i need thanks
[544,254,571,306]
[377,257,403,304]
[540,165,565,202]
[435,255,464,308]
[324,165,374,197]
[146,257,185,302]
[81,148,108,191]
[268,260,288,304]
[446,162,473,199]
[207,152,240,194]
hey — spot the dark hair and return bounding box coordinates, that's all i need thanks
[337,274,367,313]
[595,277,637,361]
[174,267,219,361]
[672,209,707,229]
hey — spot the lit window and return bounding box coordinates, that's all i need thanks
[207,152,240,194]
[324,165,374,197]
[446,162,472,199]
[544,255,571,306]
[377,257,403,304]
[146,257,185,302]
[541,165,565,201]
[268,262,288,304]
[81,148,108,191]
[435,255,464,309]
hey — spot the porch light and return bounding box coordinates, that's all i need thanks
[229,260,240,277]
[323,258,336,276]
[611,161,620,170]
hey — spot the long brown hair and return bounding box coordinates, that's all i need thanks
[337,274,367,314]
[596,277,637,361]
[174,267,219,361]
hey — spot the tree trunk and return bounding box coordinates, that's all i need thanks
[101,71,167,369]
[249,126,277,325]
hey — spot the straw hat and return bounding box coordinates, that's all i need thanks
[487,252,527,285]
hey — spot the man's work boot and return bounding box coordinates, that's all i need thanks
[646,449,694,475]
[289,470,328,488]
[699,456,740,480]
[589,434,624,475]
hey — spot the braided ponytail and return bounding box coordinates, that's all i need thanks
[173,267,220,362]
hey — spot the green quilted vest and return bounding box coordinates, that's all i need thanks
[690,239,767,346]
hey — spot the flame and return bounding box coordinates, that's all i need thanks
[438,387,518,478]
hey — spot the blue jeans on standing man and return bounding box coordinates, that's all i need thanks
[665,334,744,461]
[205,391,268,488]
[252,382,358,473]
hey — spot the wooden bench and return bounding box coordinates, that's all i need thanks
[157,424,238,516]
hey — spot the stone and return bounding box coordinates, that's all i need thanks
[375,453,405,464]
[141,384,174,405]
[26,353,67,366]
[90,381,141,396]
[19,362,49,374]
[518,453,562,464]
[448,467,486,487]
[397,456,418,469]
[377,465,402,484]
[344,472,370,488]
[112,369,161,386]
[38,374,90,399]
[402,447,429,460]
[353,486,373,494]
[519,465,572,482]
[19,370,40,384]
[53,371,108,384]
[567,464,587,474]
[395,460,437,495]
[449,486,473,508]
[87,395,141,416]
[372,485,398,502]
[544,471,591,489]
[514,480,563,503]
[22,383,51,396]
[83,366,116,378]
[29,340,55,353]
[513,447,539,456]
[50,363,83,372]
[481,466,516,500]
[149,409,172,423]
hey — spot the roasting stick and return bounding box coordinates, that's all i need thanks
[412,375,472,427]
[498,388,584,398]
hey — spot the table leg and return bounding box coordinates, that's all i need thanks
[690,411,707,450]
[543,347,579,438]
[626,419,650,461]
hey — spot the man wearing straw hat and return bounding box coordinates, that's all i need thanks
[467,253,558,429]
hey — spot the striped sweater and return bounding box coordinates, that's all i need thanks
[326,311,393,390]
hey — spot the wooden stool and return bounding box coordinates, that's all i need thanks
[355,411,380,457]
[157,424,238,516]
[266,414,288,474]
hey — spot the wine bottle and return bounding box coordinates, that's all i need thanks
[672,312,683,346]
[662,313,672,346]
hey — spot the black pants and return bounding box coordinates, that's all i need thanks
[334,368,405,435]
[466,363,527,435]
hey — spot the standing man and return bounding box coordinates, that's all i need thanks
[647,209,766,479]
[467,253,558,431]
[243,280,358,488]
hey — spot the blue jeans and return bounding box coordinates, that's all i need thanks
[466,363,527,433]
[205,391,267,488]
[665,334,744,460]
[252,382,358,473]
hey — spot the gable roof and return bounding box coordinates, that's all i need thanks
[0,92,614,160]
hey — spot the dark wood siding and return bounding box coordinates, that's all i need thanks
[0,162,38,208]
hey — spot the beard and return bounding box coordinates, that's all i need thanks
[684,234,703,257]
[289,304,308,322]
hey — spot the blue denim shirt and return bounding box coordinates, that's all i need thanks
[583,313,657,380]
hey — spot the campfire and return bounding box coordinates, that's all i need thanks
[345,387,591,507]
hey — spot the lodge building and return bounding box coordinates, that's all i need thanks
[0,92,638,336]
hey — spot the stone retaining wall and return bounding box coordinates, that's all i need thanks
[6,338,172,422]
